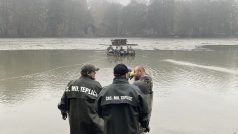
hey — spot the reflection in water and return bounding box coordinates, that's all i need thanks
[0,46,238,134]
[106,55,135,64]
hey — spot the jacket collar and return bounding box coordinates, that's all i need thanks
[80,76,93,80]
[113,77,129,84]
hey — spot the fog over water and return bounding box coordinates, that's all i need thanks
[0,38,238,50]
[0,38,237,134]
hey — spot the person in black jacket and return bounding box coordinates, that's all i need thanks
[58,64,104,134]
[133,66,153,134]
[133,66,153,94]
[96,64,150,134]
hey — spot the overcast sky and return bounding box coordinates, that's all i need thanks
[110,0,150,6]
[110,0,131,5]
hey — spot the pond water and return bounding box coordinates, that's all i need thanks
[0,38,237,134]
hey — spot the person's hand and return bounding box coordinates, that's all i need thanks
[61,112,67,120]
[128,71,135,80]
[144,127,150,133]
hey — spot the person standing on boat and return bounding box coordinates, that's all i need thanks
[107,45,114,53]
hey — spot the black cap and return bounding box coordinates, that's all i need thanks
[81,64,99,73]
[114,64,129,76]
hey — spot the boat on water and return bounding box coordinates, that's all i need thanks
[106,39,136,56]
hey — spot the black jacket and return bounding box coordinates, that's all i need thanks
[133,74,153,118]
[58,76,104,134]
[96,77,150,134]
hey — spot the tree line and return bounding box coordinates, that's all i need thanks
[0,0,237,37]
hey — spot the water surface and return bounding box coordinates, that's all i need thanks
[0,39,238,134]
